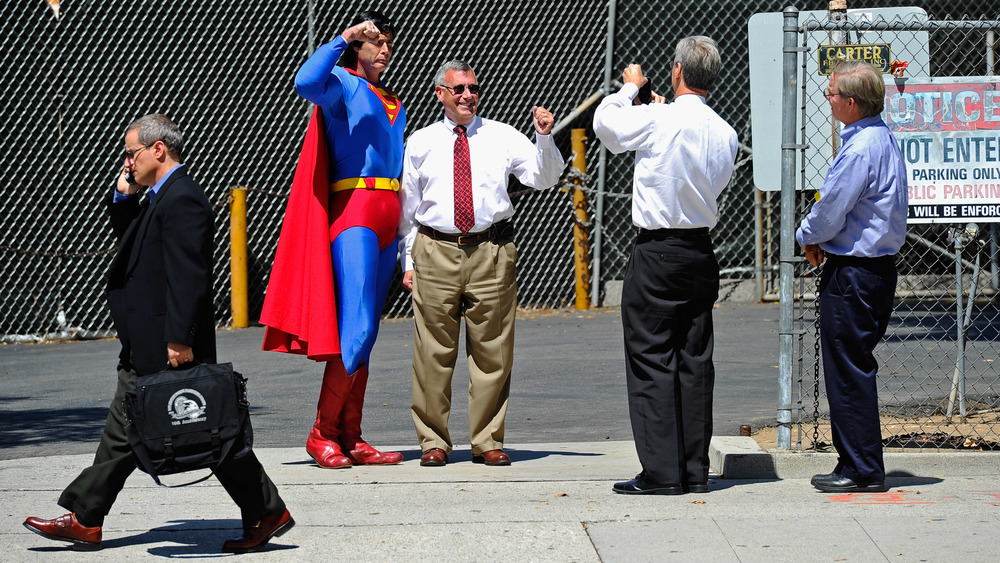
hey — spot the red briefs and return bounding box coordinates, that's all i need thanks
[329,188,401,249]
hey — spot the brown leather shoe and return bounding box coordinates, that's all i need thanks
[23,513,101,551]
[472,449,511,466]
[222,509,295,554]
[420,448,448,466]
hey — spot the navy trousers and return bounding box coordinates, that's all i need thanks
[819,254,897,483]
[622,228,718,486]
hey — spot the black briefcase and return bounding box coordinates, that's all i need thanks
[124,362,253,486]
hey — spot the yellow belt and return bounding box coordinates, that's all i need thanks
[330,177,400,192]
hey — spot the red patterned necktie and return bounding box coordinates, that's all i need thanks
[453,125,474,233]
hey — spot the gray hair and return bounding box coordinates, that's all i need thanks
[674,36,722,91]
[433,60,474,87]
[831,59,885,117]
[125,114,184,160]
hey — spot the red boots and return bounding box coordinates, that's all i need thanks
[305,360,402,468]
[306,427,352,468]
[305,361,353,468]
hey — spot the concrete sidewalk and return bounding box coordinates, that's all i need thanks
[3,439,999,562]
[4,302,999,560]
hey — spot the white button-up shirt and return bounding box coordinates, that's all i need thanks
[398,115,564,271]
[593,83,738,230]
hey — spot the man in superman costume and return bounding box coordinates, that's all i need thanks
[260,10,405,469]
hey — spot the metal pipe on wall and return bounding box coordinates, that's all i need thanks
[591,0,617,308]
[572,129,591,309]
[230,187,249,328]
[777,6,800,451]
[307,0,315,54]
[989,30,998,292]
[754,188,764,302]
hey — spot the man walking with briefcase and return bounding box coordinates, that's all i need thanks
[24,114,293,553]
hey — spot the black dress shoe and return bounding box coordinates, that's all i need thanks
[684,482,710,493]
[613,473,684,495]
[811,471,886,493]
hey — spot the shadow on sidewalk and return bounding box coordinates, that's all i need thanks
[0,402,105,449]
[44,519,300,556]
[278,446,605,465]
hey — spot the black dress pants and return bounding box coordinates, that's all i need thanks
[819,254,897,483]
[622,228,718,486]
[58,364,285,527]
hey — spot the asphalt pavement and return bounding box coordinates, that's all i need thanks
[0,304,780,461]
[2,303,999,561]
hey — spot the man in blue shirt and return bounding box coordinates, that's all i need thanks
[796,60,908,493]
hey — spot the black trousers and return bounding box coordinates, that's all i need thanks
[819,254,897,483]
[621,228,718,485]
[58,364,285,527]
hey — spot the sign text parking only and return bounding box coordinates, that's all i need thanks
[886,78,1000,223]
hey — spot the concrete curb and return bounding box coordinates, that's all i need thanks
[709,436,1000,479]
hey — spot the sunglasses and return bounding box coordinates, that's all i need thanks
[439,84,481,96]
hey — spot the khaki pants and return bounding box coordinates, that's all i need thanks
[410,231,517,454]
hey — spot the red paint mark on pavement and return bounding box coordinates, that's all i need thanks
[827,492,935,505]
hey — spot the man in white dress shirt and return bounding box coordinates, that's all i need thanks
[398,60,564,467]
[594,36,738,494]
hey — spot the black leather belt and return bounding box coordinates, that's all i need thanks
[419,220,513,246]
[637,226,710,240]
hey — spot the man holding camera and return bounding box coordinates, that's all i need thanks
[594,36,738,495]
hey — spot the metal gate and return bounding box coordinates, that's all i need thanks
[777,6,1000,451]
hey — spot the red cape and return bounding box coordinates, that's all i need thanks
[260,107,341,361]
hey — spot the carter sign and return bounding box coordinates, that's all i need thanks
[819,44,891,75]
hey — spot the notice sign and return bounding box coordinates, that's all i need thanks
[885,77,1000,224]
[819,44,891,75]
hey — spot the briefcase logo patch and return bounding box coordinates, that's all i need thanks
[168,388,207,425]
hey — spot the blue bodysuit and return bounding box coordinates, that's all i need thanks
[294,36,406,374]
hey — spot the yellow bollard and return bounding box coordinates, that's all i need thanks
[230,187,248,328]
[571,129,590,310]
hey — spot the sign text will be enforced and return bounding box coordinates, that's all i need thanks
[886,77,1000,224]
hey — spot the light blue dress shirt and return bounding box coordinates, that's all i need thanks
[796,116,908,257]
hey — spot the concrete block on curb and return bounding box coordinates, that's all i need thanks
[710,436,779,479]
[603,280,623,307]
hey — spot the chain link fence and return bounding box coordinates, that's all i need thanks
[784,6,1000,452]
[6,0,816,338]
[3,0,765,338]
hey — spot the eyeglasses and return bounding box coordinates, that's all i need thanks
[123,144,153,161]
[439,84,481,96]
[823,88,843,100]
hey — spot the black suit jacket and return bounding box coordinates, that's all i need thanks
[106,166,217,376]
